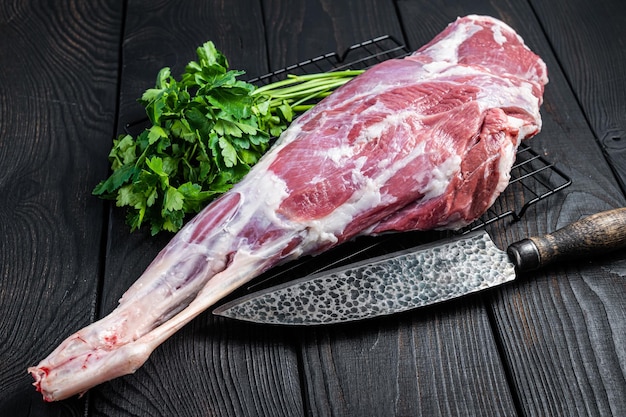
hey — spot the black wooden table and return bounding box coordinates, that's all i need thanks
[2,1,625,416]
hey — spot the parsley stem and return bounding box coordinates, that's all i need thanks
[265,78,352,99]
[257,71,363,117]
[251,70,364,96]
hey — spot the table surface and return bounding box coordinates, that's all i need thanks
[2,1,626,416]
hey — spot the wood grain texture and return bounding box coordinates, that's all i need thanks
[397,1,626,416]
[91,316,303,417]
[300,301,516,417]
[527,208,626,267]
[259,0,404,74]
[492,0,626,413]
[530,0,626,191]
[0,0,123,415]
[530,0,626,137]
[93,1,304,416]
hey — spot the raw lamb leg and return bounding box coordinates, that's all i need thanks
[29,14,548,401]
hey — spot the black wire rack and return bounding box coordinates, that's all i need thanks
[248,35,409,84]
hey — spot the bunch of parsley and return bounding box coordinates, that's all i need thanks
[94,41,362,235]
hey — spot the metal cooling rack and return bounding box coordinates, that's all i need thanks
[248,35,409,84]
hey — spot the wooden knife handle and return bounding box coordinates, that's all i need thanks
[507,207,626,271]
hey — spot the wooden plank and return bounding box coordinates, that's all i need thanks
[496,0,626,415]
[259,0,405,75]
[530,0,626,192]
[299,301,516,416]
[259,1,516,415]
[92,1,305,416]
[0,0,123,415]
[397,0,626,415]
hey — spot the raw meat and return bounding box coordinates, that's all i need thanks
[29,14,547,401]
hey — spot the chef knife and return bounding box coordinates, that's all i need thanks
[213,208,626,325]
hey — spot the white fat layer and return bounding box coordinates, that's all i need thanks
[322,102,391,166]
[506,114,538,143]
[422,21,482,63]
[309,175,381,239]
[422,61,456,74]
[320,106,413,170]
[492,24,507,45]
[325,144,355,164]
[518,120,540,138]
[418,64,540,120]
[497,141,516,184]
[234,175,292,235]
[422,154,463,200]
[489,141,516,204]
[362,117,387,139]
[477,80,540,118]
